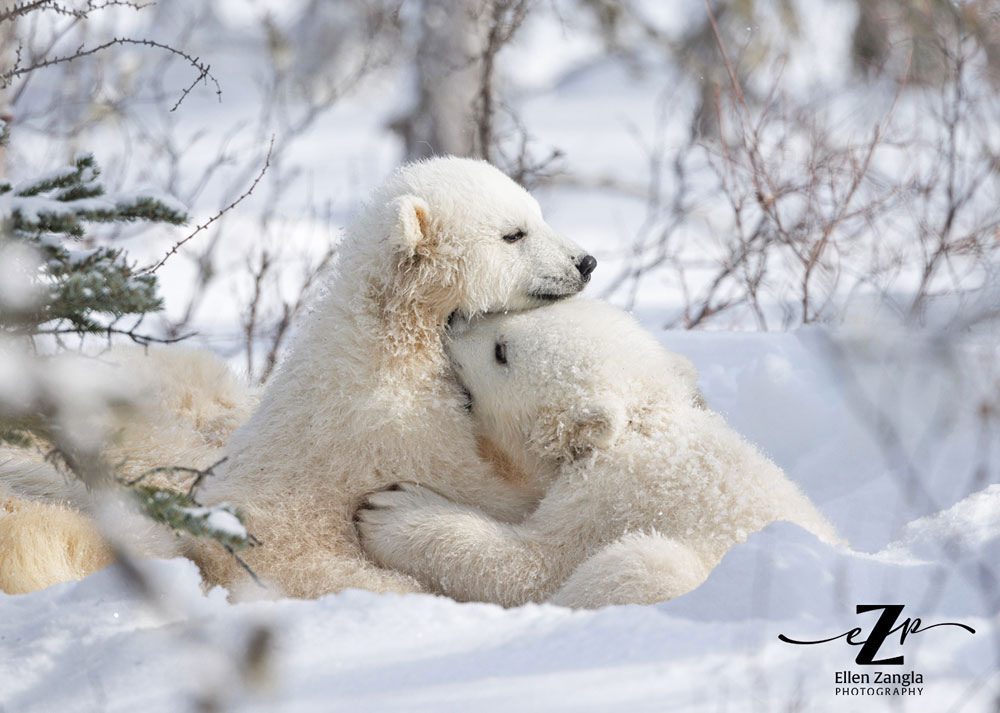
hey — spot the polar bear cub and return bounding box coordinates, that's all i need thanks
[0,347,257,594]
[186,158,596,598]
[0,157,596,598]
[357,298,840,608]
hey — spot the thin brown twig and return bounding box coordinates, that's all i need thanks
[243,249,270,378]
[30,324,195,345]
[0,0,150,23]
[702,0,746,111]
[124,456,229,489]
[476,0,530,163]
[0,1,51,25]
[141,137,274,275]
[1,37,221,115]
[257,245,335,384]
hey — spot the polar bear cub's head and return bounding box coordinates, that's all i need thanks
[447,298,701,478]
[352,157,596,317]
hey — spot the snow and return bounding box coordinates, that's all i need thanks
[2,328,997,712]
[0,242,43,310]
[0,193,84,222]
[115,189,191,219]
[9,165,80,195]
[204,508,249,540]
[1,518,996,712]
[180,504,250,541]
[0,337,141,451]
[1,0,998,710]
[0,172,187,228]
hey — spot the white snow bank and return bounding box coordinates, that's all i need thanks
[659,327,997,553]
[1,501,995,713]
[1,329,996,713]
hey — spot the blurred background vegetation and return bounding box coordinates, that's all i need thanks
[0,0,997,377]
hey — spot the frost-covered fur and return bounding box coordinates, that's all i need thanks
[356,299,840,608]
[184,157,593,598]
[0,347,256,592]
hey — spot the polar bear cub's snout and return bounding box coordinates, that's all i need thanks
[575,255,597,281]
[516,225,596,305]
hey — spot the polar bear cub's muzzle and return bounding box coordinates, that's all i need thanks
[528,253,597,300]
[521,233,597,304]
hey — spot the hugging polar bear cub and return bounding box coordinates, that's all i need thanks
[358,299,840,608]
[0,157,596,598]
[186,158,596,597]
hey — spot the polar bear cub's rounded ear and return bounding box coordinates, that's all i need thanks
[533,401,626,462]
[572,403,626,456]
[391,194,432,256]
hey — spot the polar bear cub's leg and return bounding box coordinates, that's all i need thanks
[0,347,254,595]
[550,532,711,609]
[356,482,568,606]
[0,496,115,594]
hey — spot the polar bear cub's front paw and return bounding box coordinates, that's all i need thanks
[355,482,459,575]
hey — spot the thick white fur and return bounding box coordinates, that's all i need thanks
[1,157,590,598]
[550,532,713,608]
[0,347,256,592]
[183,157,591,598]
[357,298,841,608]
[0,496,115,594]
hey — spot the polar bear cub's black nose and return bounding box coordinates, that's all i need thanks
[576,255,597,281]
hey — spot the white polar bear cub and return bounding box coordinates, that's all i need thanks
[0,157,594,598]
[185,157,595,598]
[357,298,840,608]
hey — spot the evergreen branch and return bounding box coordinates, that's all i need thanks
[12,209,87,236]
[8,182,188,240]
[128,486,254,551]
[14,153,98,197]
[54,182,104,202]
[1,149,190,342]
[44,440,263,573]
[1,382,261,578]
[0,37,221,111]
[111,195,188,224]
[142,137,273,274]
[42,249,164,322]
[123,457,264,573]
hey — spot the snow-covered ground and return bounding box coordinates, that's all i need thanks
[2,1,998,711]
[3,329,997,712]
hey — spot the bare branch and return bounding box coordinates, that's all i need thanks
[475,0,530,163]
[1,35,221,112]
[141,137,274,275]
